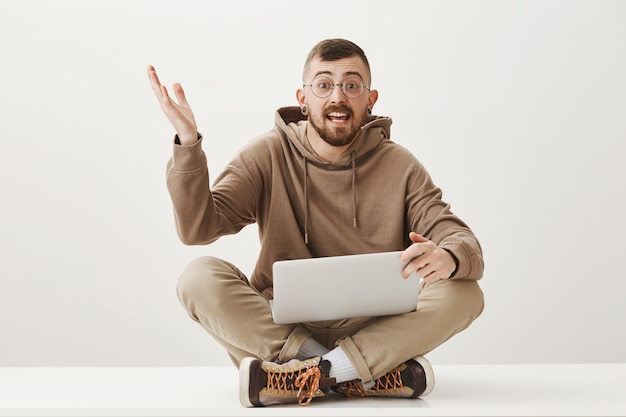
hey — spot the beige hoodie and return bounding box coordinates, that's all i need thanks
[166,106,483,294]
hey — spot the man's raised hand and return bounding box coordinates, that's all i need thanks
[147,65,198,146]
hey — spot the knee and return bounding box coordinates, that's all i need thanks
[176,256,235,314]
[420,279,485,326]
[449,279,483,314]
[465,280,485,320]
[448,279,484,321]
[177,256,214,296]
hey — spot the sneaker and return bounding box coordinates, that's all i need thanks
[333,356,434,399]
[239,356,336,407]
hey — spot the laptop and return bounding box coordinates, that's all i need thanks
[270,251,421,324]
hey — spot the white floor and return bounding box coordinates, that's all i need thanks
[1,364,625,416]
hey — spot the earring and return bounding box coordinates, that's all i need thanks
[301,106,308,116]
[367,108,372,115]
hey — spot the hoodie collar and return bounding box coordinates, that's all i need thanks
[275,106,392,166]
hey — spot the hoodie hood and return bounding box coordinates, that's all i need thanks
[274,106,393,244]
[275,106,392,166]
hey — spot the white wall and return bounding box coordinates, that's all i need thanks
[1,0,625,366]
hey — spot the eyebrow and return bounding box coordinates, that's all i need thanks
[313,70,364,80]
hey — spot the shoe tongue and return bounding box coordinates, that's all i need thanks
[318,360,331,376]
[318,360,336,388]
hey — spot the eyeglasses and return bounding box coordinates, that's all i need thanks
[304,75,370,99]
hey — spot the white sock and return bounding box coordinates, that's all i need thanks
[322,346,359,383]
[297,337,330,360]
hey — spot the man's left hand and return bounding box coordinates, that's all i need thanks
[400,232,456,283]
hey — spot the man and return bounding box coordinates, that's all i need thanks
[148,38,484,407]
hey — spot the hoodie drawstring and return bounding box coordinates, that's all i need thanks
[302,151,358,245]
[351,150,357,229]
[303,157,309,245]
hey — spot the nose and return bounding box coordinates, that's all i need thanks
[329,83,346,103]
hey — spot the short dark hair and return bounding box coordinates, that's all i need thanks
[303,38,371,83]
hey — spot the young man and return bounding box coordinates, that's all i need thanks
[148,39,484,407]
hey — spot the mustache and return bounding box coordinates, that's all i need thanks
[323,105,354,117]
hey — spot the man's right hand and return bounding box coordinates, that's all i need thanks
[147,65,198,146]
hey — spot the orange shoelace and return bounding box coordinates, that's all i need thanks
[265,363,322,406]
[344,380,366,397]
[373,366,405,393]
[295,365,322,405]
[344,365,405,397]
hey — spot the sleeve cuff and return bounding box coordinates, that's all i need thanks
[174,132,202,145]
[443,248,460,278]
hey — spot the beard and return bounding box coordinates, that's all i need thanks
[308,105,368,147]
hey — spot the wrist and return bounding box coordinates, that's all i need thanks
[443,249,459,278]
[175,132,202,146]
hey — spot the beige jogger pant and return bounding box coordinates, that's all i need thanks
[177,256,484,385]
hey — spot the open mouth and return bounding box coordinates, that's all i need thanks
[326,111,350,123]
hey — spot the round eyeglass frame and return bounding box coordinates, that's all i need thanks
[303,76,370,99]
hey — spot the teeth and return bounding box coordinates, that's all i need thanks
[328,112,348,117]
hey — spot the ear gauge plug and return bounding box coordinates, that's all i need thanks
[301,106,308,116]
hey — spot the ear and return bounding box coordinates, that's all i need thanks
[296,88,307,107]
[367,89,379,110]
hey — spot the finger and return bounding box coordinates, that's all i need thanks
[148,67,179,108]
[401,263,414,279]
[172,82,189,107]
[402,254,426,278]
[147,65,158,80]
[157,84,187,125]
[409,232,429,243]
[401,232,430,262]
[410,254,431,274]
[150,73,172,106]
[423,274,443,284]
[159,84,175,106]
[422,262,450,283]
[147,66,164,98]
[147,65,157,82]
[400,236,434,262]
[417,263,436,281]
[401,245,421,265]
